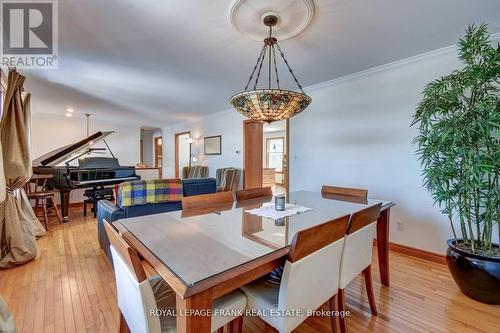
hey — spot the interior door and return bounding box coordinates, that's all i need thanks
[243,120,263,189]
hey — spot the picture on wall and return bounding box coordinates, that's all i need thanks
[204,135,222,155]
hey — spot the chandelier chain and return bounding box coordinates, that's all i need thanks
[253,43,267,90]
[244,44,267,91]
[272,44,280,89]
[275,43,306,93]
[268,29,272,88]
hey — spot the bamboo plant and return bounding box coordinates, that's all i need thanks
[412,24,499,256]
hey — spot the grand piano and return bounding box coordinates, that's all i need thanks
[33,131,140,222]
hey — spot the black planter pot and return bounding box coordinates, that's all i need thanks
[446,239,500,304]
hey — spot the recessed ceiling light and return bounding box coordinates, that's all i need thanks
[65,108,74,113]
[65,113,73,117]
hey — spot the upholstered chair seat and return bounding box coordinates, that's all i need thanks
[240,279,282,330]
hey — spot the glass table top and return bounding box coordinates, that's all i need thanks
[119,190,390,287]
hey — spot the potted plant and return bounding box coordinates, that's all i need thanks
[412,23,499,304]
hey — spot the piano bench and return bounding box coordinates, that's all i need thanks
[84,188,115,218]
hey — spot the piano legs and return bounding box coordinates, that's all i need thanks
[59,190,71,222]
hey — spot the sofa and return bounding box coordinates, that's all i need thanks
[97,177,216,261]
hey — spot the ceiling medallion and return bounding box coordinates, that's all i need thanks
[229,0,315,41]
[230,14,312,123]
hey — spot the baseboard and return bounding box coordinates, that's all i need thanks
[388,242,446,265]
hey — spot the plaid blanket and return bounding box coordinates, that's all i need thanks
[117,179,183,207]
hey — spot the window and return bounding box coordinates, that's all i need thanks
[266,137,284,171]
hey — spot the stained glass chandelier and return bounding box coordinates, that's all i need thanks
[230,15,311,123]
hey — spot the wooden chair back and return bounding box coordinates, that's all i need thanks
[288,214,350,263]
[181,191,234,210]
[347,203,382,234]
[103,219,147,283]
[25,174,51,194]
[235,187,273,202]
[321,185,368,199]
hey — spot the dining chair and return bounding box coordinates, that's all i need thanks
[235,187,273,202]
[181,191,234,210]
[25,174,63,230]
[103,219,246,333]
[337,203,382,333]
[241,214,350,333]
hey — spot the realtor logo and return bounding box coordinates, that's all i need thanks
[1,0,58,68]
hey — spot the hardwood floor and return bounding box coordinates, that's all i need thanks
[0,209,499,333]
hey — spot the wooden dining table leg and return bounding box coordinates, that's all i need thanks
[176,290,212,333]
[376,208,391,286]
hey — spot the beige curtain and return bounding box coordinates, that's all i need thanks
[0,84,5,204]
[0,70,45,269]
[0,141,5,204]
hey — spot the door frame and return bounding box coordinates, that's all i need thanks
[243,120,263,189]
[242,119,290,191]
[174,131,191,178]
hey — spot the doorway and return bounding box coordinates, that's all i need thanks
[140,128,162,169]
[154,137,163,177]
[243,119,289,194]
[175,131,191,178]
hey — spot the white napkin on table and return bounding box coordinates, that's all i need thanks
[246,202,312,220]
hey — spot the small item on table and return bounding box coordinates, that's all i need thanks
[275,194,285,211]
[274,218,285,226]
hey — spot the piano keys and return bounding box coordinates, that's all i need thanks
[32,131,140,222]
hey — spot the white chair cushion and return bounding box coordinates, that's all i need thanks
[149,275,246,332]
[240,278,281,330]
[212,289,247,330]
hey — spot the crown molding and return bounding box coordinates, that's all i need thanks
[166,31,500,128]
[305,32,500,93]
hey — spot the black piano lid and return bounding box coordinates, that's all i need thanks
[33,131,115,167]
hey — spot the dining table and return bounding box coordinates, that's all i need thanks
[114,190,395,333]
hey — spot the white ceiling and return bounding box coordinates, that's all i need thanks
[23,0,500,127]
